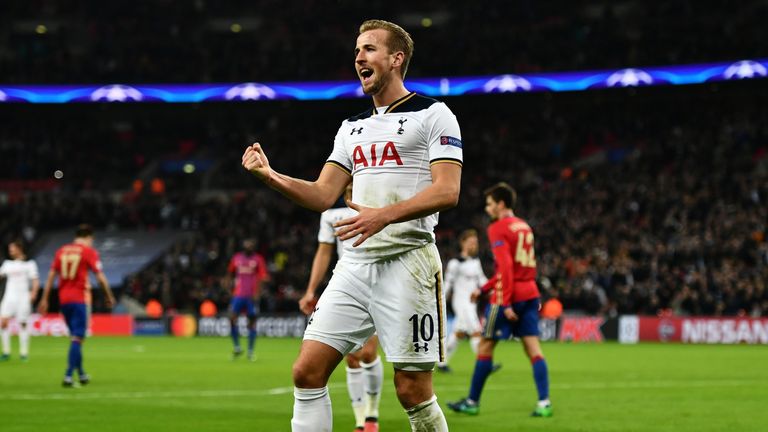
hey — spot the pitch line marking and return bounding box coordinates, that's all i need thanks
[2,380,757,401]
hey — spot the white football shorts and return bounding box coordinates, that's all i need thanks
[304,243,447,365]
[451,297,482,335]
[0,297,31,322]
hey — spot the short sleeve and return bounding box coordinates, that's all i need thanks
[325,122,352,176]
[0,260,7,276]
[28,260,39,279]
[88,249,103,273]
[425,103,463,167]
[317,210,337,245]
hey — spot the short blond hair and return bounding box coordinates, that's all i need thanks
[459,229,478,244]
[359,19,414,78]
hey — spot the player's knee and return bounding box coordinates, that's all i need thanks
[345,355,361,368]
[393,366,434,408]
[359,345,377,363]
[292,360,327,388]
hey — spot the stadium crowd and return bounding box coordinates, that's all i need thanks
[1,84,767,318]
[1,0,766,83]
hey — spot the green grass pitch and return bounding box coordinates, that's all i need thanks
[0,337,766,431]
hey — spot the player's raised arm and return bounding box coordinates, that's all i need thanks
[335,162,460,246]
[242,142,350,212]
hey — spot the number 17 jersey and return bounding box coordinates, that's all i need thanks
[51,243,102,305]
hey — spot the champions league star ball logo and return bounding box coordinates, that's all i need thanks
[606,68,654,87]
[224,83,276,100]
[483,74,533,93]
[724,60,768,79]
[90,84,144,102]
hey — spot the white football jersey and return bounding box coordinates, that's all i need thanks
[444,256,487,303]
[0,259,39,301]
[326,92,463,263]
[318,206,358,258]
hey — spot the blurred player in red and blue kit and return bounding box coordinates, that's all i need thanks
[228,238,269,360]
[448,182,552,417]
[38,224,115,387]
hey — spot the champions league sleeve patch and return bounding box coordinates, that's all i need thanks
[440,136,463,149]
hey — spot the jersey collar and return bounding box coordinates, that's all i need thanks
[371,92,417,116]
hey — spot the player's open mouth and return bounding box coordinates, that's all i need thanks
[359,68,374,84]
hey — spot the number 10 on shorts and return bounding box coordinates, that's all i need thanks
[409,313,434,353]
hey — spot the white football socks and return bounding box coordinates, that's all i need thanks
[361,356,383,420]
[405,395,449,432]
[469,335,480,354]
[346,367,366,427]
[1,327,10,355]
[19,325,29,357]
[291,386,332,432]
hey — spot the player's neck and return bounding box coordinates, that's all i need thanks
[498,209,514,220]
[371,80,409,108]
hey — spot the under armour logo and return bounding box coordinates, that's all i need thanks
[308,307,319,325]
[413,342,429,353]
[397,118,407,135]
[351,127,364,135]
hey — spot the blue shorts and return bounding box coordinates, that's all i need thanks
[229,297,257,317]
[61,303,88,338]
[481,298,540,340]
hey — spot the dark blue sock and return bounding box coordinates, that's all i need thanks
[532,356,549,401]
[230,322,240,349]
[468,356,493,403]
[66,340,82,377]
[247,328,256,353]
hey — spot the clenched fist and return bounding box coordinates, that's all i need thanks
[242,143,272,181]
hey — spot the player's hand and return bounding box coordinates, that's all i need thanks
[503,306,518,322]
[37,299,48,314]
[105,295,116,309]
[298,292,317,315]
[334,201,392,247]
[241,143,273,181]
[470,289,481,303]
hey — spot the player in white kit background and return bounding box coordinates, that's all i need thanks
[0,240,40,361]
[437,229,488,373]
[299,185,385,432]
[242,19,462,432]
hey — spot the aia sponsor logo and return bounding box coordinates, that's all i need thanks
[352,142,403,170]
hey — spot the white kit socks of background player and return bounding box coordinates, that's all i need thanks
[360,356,383,420]
[346,367,366,427]
[1,326,29,357]
[346,356,383,428]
